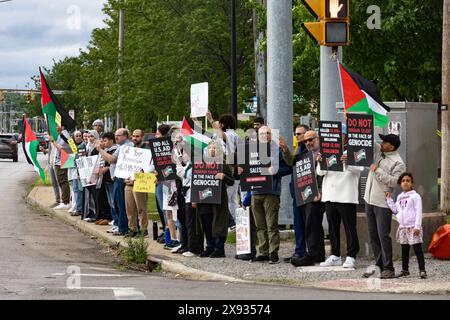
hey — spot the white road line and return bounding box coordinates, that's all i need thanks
[51,273,140,277]
[113,288,146,300]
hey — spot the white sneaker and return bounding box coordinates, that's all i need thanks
[319,255,342,267]
[182,251,197,257]
[68,207,76,213]
[171,245,182,253]
[54,203,71,210]
[107,226,119,233]
[108,221,114,226]
[342,256,356,268]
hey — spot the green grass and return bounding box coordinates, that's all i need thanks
[31,171,52,187]
[146,192,161,222]
[120,234,148,264]
[226,230,236,244]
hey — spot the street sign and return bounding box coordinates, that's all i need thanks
[302,0,349,46]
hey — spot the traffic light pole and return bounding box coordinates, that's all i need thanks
[320,46,342,122]
[230,0,238,120]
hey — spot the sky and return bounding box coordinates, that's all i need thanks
[0,0,108,89]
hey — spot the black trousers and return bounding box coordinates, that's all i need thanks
[301,201,325,261]
[402,243,426,272]
[185,203,204,254]
[176,192,188,248]
[96,184,112,221]
[325,202,360,258]
[200,213,214,252]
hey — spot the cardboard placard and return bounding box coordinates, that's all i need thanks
[76,155,101,187]
[133,172,157,193]
[319,121,343,171]
[190,82,209,117]
[293,151,319,207]
[346,113,374,167]
[239,141,273,192]
[190,161,222,204]
[235,207,251,255]
[115,146,153,179]
[148,137,177,181]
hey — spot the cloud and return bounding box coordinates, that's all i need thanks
[0,0,107,89]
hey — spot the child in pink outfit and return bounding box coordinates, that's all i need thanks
[386,172,427,279]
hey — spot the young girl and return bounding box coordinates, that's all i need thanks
[386,172,427,279]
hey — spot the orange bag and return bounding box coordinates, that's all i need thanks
[428,224,450,260]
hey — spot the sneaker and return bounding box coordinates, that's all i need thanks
[320,255,342,267]
[107,226,119,233]
[108,221,114,226]
[269,253,280,264]
[182,251,197,257]
[70,211,82,216]
[210,250,226,258]
[49,202,60,208]
[171,245,182,253]
[68,207,76,213]
[420,271,427,279]
[380,269,396,279]
[396,270,410,278]
[83,217,96,222]
[342,256,356,268]
[164,241,179,250]
[254,255,270,262]
[54,203,71,210]
[113,230,128,236]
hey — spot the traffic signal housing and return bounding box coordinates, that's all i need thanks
[26,92,34,104]
[302,0,349,46]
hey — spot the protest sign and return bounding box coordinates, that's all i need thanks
[190,82,208,117]
[235,207,251,255]
[149,137,177,181]
[76,155,101,187]
[346,113,374,166]
[190,161,222,204]
[239,141,272,192]
[319,121,343,171]
[115,146,153,179]
[133,172,156,193]
[293,151,319,207]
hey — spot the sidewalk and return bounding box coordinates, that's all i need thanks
[27,186,450,296]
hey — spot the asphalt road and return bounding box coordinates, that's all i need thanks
[0,149,447,301]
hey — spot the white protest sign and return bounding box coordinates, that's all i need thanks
[190,82,208,117]
[114,146,153,179]
[75,155,100,187]
[235,207,251,255]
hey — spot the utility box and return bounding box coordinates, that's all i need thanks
[337,102,439,212]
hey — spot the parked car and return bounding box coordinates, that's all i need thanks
[0,133,18,162]
[35,133,49,151]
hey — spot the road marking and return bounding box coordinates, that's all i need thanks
[113,288,145,300]
[51,273,140,277]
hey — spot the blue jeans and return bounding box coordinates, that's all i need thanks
[104,181,117,225]
[71,179,84,212]
[113,178,128,233]
[293,200,306,257]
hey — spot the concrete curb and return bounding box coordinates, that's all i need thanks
[26,187,245,284]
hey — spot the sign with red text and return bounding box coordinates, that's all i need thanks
[293,151,319,207]
[149,137,177,181]
[191,161,222,204]
[346,113,374,167]
[319,121,343,171]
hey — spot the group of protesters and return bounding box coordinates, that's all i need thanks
[43,112,427,279]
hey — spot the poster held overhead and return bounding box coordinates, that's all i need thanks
[346,113,374,167]
[190,82,209,117]
[319,121,343,172]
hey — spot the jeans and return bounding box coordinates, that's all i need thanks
[104,181,117,225]
[71,179,84,212]
[113,178,128,233]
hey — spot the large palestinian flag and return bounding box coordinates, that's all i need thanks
[39,67,75,140]
[338,62,390,127]
[181,117,212,150]
[22,115,46,182]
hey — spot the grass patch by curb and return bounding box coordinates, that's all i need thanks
[120,234,149,264]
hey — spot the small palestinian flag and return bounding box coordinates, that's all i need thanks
[22,115,46,182]
[338,62,390,127]
[60,148,76,169]
[181,117,212,150]
[39,67,76,140]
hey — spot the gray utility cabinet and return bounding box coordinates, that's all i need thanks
[337,102,439,212]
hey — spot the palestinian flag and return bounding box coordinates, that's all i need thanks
[60,148,76,169]
[39,67,75,140]
[338,62,390,127]
[22,115,46,182]
[181,117,211,150]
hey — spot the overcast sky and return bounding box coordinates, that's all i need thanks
[0,0,107,89]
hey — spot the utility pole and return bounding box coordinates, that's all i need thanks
[320,46,342,121]
[267,0,293,225]
[441,0,450,214]
[117,7,125,129]
[230,0,238,120]
[253,0,267,120]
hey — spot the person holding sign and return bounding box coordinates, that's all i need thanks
[291,130,326,267]
[317,125,364,269]
[194,140,235,258]
[363,134,405,279]
[50,125,71,210]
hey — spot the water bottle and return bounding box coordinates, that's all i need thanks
[152,221,158,241]
[164,228,171,245]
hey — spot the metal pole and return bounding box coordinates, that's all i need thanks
[267,0,293,225]
[231,0,238,119]
[253,0,267,119]
[117,8,125,129]
[320,46,343,122]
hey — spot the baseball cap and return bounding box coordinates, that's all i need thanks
[379,133,400,150]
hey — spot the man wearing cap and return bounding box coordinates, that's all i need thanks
[363,134,405,279]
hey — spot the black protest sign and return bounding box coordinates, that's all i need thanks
[191,162,222,204]
[319,121,343,171]
[149,136,177,181]
[293,151,319,207]
[239,141,273,192]
[346,113,374,167]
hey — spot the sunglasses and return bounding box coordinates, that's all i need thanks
[304,137,316,143]
[295,132,304,136]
